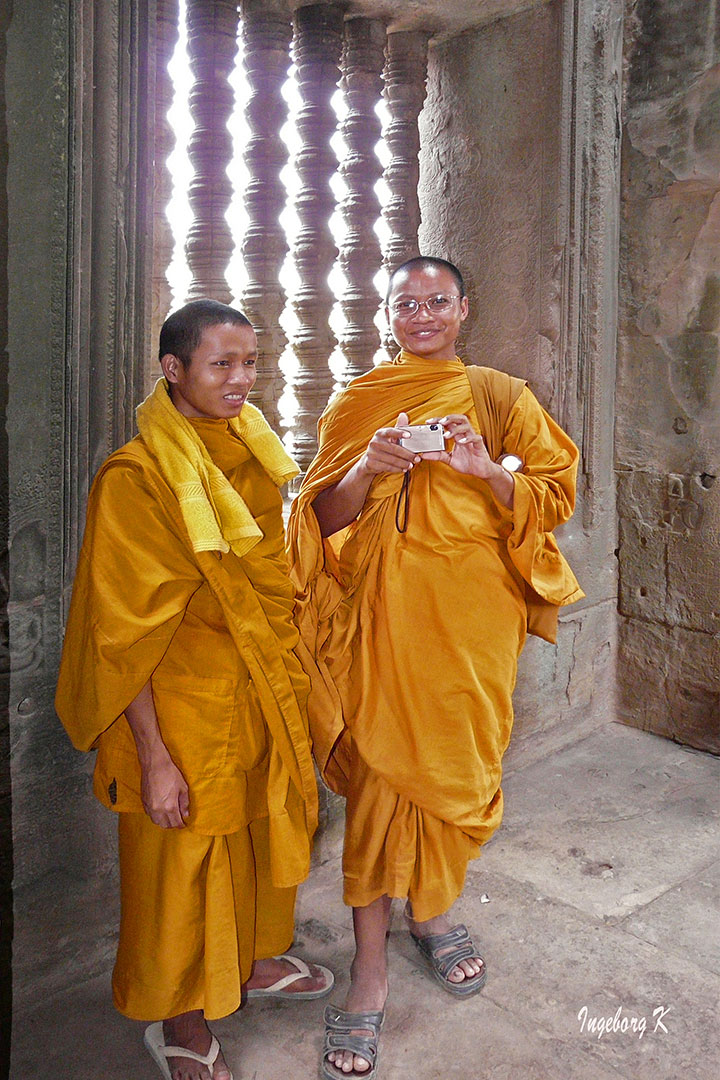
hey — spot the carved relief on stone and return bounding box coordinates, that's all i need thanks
[7,601,44,679]
[336,17,386,385]
[7,519,47,678]
[288,3,344,473]
[240,0,293,432]
[381,31,428,272]
[664,474,704,533]
[149,0,180,391]
[185,0,240,303]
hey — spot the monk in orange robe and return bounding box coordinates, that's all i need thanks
[287,257,583,1080]
[56,301,333,1080]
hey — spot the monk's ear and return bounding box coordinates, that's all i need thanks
[459,297,469,323]
[161,352,182,384]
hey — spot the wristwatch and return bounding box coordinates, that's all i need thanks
[497,453,523,473]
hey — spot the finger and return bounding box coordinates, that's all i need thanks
[456,434,487,451]
[368,451,417,473]
[147,806,170,828]
[376,426,412,441]
[166,806,185,829]
[438,414,470,424]
[370,436,419,464]
[441,415,475,432]
[179,785,190,821]
[395,411,409,428]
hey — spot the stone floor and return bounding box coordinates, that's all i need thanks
[11,722,720,1079]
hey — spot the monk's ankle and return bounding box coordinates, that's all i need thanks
[163,1010,211,1053]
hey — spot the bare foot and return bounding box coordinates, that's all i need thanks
[162,1011,231,1080]
[325,959,387,1077]
[246,955,330,996]
[405,904,485,984]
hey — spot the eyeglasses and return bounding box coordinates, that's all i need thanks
[389,294,463,318]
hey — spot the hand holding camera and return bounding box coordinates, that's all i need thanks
[360,411,521,488]
[358,412,422,476]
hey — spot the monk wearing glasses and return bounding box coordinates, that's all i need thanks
[287,257,583,1080]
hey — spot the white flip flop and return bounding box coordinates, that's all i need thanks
[143,1021,233,1080]
[245,953,335,1000]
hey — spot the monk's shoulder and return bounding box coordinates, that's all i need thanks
[465,363,526,397]
[91,436,167,505]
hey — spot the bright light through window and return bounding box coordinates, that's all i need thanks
[162,4,392,436]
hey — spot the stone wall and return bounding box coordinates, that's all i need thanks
[1,2,12,1066]
[418,0,624,764]
[5,0,90,1030]
[4,0,154,1031]
[617,0,720,751]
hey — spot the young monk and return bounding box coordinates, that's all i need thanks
[287,257,584,1079]
[56,300,333,1080]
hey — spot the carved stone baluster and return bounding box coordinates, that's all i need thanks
[185,0,239,302]
[337,17,385,386]
[240,0,292,432]
[149,0,180,390]
[288,3,344,473]
[381,31,428,269]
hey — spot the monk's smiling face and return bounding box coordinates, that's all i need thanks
[161,321,258,419]
[386,264,469,362]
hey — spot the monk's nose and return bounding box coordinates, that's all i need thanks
[228,367,254,387]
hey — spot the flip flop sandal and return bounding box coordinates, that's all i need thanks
[246,953,335,1000]
[143,1021,234,1080]
[410,922,487,997]
[321,1005,385,1080]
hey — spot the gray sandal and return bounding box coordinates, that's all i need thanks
[321,1004,385,1080]
[410,922,487,997]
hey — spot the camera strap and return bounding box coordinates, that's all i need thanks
[395,469,411,533]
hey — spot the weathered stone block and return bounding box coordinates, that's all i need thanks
[627,0,720,106]
[618,616,720,753]
[509,600,616,770]
[617,469,720,635]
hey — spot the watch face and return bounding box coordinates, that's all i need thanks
[500,454,523,473]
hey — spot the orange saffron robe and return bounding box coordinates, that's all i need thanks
[287,352,583,918]
[56,418,319,1017]
[56,419,317,880]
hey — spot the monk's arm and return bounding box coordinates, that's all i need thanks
[125,679,190,829]
[312,459,375,537]
[312,412,418,537]
[479,459,514,509]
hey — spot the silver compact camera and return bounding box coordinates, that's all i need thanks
[399,422,446,453]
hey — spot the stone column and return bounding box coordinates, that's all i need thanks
[240,0,293,432]
[149,0,180,390]
[336,17,385,386]
[556,0,624,532]
[381,30,428,272]
[185,0,239,302]
[288,3,344,474]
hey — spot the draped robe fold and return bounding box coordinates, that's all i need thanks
[56,416,318,1018]
[287,352,583,919]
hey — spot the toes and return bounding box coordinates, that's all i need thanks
[447,957,484,982]
[326,1049,370,1075]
